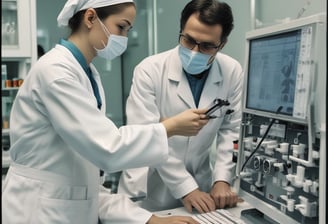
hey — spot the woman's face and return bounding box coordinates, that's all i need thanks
[89,4,136,50]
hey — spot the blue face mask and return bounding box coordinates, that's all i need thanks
[178,45,212,75]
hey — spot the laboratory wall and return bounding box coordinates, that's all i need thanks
[152,0,326,71]
[224,0,326,66]
[257,0,326,25]
[35,0,326,127]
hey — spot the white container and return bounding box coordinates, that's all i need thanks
[2,64,7,88]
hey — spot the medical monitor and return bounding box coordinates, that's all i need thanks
[243,14,324,124]
[237,13,326,224]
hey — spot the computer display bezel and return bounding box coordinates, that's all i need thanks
[242,17,320,125]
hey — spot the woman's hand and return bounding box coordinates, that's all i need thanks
[147,215,199,224]
[161,108,209,137]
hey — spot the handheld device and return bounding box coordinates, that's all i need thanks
[205,98,230,118]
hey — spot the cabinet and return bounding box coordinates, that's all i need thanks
[2,0,37,57]
[1,0,37,169]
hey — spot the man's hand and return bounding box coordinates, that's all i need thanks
[147,215,199,224]
[210,181,238,209]
[182,189,216,213]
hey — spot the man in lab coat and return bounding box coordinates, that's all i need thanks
[1,0,205,223]
[119,0,243,213]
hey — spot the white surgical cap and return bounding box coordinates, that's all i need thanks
[57,0,134,27]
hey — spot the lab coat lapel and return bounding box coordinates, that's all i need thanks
[168,47,195,108]
[176,75,195,108]
[198,60,223,109]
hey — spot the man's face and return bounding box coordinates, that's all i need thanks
[181,12,224,54]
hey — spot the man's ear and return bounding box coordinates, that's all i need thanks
[219,40,227,51]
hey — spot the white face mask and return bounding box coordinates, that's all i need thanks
[94,18,128,60]
[178,45,212,75]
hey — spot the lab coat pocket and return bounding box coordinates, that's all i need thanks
[31,183,91,224]
[33,196,92,224]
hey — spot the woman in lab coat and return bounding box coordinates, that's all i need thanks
[1,0,207,223]
[118,0,242,214]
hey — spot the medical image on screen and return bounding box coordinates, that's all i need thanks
[246,30,301,115]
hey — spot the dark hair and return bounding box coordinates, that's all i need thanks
[68,2,135,34]
[37,44,45,58]
[180,0,234,43]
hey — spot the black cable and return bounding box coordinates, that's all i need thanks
[241,106,283,172]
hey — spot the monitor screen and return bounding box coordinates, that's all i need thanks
[246,30,301,116]
[245,25,314,121]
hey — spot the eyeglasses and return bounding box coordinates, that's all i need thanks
[179,33,221,55]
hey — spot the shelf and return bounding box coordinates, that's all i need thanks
[2,129,10,135]
[2,156,11,168]
[2,87,19,91]
[2,0,37,159]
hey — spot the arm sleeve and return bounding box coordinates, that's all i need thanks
[154,156,199,199]
[120,64,198,199]
[98,185,153,224]
[35,76,169,173]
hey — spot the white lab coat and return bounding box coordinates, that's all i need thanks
[1,44,169,224]
[118,46,243,211]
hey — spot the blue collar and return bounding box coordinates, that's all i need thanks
[59,38,91,75]
[59,39,102,110]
